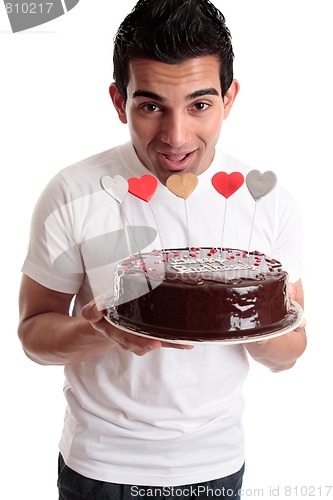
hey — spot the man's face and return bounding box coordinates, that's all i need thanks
[111,56,238,185]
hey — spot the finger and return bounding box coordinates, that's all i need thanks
[81,301,104,323]
[110,331,162,355]
[112,334,193,355]
[294,318,307,333]
[160,341,194,350]
[288,282,296,298]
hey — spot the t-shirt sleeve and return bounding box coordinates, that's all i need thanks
[269,185,303,284]
[21,172,84,294]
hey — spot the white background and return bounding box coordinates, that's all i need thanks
[1,1,332,498]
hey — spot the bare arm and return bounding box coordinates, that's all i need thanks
[18,275,116,365]
[245,279,307,372]
[18,275,191,365]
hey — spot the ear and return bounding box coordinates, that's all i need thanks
[109,83,127,124]
[223,79,240,119]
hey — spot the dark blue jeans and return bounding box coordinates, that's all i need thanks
[58,454,245,499]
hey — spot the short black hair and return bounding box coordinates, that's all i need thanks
[113,0,234,100]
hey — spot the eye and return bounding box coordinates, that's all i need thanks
[192,102,210,112]
[140,103,161,113]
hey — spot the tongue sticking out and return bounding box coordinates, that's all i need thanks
[163,153,188,163]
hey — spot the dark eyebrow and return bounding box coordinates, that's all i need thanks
[187,88,220,99]
[132,90,165,101]
[132,87,220,101]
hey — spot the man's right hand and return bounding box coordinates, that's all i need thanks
[81,299,194,356]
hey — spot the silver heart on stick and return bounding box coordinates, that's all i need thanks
[100,175,128,204]
[246,170,277,201]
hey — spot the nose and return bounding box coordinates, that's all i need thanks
[160,110,192,148]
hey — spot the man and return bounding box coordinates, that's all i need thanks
[18,0,306,498]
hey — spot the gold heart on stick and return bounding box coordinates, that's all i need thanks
[166,173,198,199]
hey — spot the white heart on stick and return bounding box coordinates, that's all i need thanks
[246,170,277,200]
[100,175,128,203]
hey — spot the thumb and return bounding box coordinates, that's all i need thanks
[288,282,296,298]
[81,300,104,323]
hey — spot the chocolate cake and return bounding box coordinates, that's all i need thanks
[106,247,297,341]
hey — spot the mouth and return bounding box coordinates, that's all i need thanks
[158,151,195,171]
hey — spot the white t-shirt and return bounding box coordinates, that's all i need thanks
[22,142,302,486]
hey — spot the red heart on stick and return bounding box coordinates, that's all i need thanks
[211,171,244,199]
[128,175,158,202]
